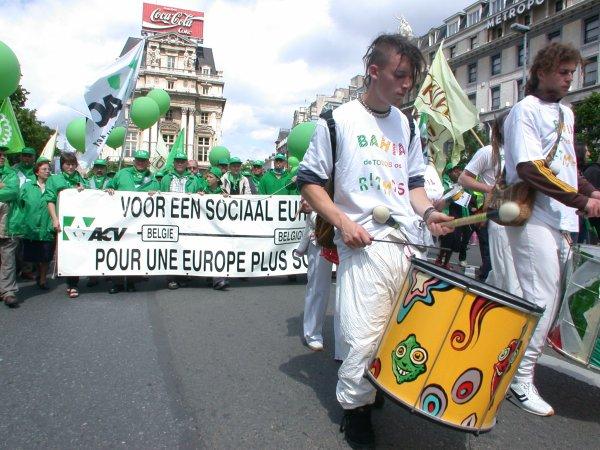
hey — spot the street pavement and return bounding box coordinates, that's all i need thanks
[0,269,598,449]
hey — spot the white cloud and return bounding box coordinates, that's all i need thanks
[0,0,470,161]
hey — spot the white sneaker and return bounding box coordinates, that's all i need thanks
[459,260,467,268]
[307,340,324,351]
[508,382,554,416]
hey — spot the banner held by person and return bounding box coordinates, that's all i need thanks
[81,39,145,169]
[57,190,310,277]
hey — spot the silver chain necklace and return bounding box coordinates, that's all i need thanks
[358,96,391,118]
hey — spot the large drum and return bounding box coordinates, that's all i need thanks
[548,244,600,372]
[366,258,543,433]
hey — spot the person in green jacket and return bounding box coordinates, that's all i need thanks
[0,146,21,307]
[19,160,55,290]
[106,150,159,192]
[44,152,88,299]
[217,158,229,176]
[160,152,197,194]
[250,160,264,192]
[13,146,36,187]
[87,159,110,190]
[221,156,252,195]
[258,153,295,195]
[198,166,224,194]
[106,150,158,294]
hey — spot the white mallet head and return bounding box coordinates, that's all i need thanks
[498,201,520,223]
[372,205,391,224]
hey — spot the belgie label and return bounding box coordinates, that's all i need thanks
[141,225,179,242]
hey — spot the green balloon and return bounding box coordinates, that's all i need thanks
[146,89,171,116]
[0,41,21,99]
[130,97,160,130]
[106,126,126,148]
[287,121,316,161]
[290,166,299,176]
[287,156,299,168]
[208,146,230,166]
[66,117,87,152]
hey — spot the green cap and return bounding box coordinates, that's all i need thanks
[36,156,50,164]
[274,153,287,161]
[208,166,222,178]
[242,170,251,176]
[173,151,187,160]
[93,159,107,166]
[217,158,229,165]
[229,156,241,164]
[0,145,9,152]
[21,147,36,155]
[155,170,166,178]
[134,150,150,160]
[252,160,264,167]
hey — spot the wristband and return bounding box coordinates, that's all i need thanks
[422,206,436,224]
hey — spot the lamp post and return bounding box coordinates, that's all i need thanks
[511,23,531,99]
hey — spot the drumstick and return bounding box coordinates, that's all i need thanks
[443,202,520,228]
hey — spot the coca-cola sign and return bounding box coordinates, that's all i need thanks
[142,3,204,39]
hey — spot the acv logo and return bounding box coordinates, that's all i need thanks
[62,216,126,242]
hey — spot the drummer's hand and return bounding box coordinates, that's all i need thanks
[340,216,372,248]
[426,211,454,237]
[585,198,600,218]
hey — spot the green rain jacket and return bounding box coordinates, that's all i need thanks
[107,167,159,192]
[42,171,88,205]
[0,167,20,237]
[87,175,110,190]
[19,181,54,241]
[160,170,198,193]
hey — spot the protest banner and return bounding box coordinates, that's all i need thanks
[57,190,310,277]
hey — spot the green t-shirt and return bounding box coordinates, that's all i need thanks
[107,167,159,192]
[258,170,293,195]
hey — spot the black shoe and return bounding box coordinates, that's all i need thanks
[213,280,229,290]
[86,277,99,288]
[126,283,137,292]
[373,390,385,409]
[167,281,179,290]
[4,295,19,308]
[109,285,124,294]
[340,405,375,448]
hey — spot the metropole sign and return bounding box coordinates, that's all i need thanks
[142,3,204,39]
[486,0,546,29]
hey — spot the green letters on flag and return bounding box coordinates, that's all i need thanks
[0,98,25,154]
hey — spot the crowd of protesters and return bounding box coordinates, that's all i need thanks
[0,144,298,307]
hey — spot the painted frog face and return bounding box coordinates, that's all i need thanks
[491,339,520,397]
[391,334,428,384]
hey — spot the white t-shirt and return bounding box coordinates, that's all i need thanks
[300,100,425,260]
[464,145,504,187]
[504,95,577,231]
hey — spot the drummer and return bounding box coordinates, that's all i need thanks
[503,42,600,416]
[298,33,452,447]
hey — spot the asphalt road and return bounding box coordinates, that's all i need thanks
[0,272,598,449]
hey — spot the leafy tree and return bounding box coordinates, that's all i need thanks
[573,92,600,161]
[9,86,52,152]
[461,124,489,163]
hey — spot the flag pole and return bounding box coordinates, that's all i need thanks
[469,128,485,148]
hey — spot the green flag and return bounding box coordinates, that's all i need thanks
[164,128,185,171]
[0,98,25,154]
[414,41,479,174]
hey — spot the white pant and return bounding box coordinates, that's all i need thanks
[303,242,344,358]
[336,236,412,409]
[505,215,570,384]
[486,221,522,296]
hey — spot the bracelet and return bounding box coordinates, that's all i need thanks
[422,206,436,224]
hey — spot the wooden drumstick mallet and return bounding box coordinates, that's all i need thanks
[442,201,521,228]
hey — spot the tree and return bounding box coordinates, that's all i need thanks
[461,124,489,163]
[9,86,52,152]
[574,92,600,161]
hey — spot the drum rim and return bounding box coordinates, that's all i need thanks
[411,257,544,315]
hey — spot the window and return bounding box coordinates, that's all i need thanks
[162,134,175,150]
[202,86,210,95]
[584,16,599,44]
[199,112,209,124]
[429,33,436,46]
[165,109,173,120]
[490,0,505,15]
[197,137,210,162]
[584,56,598,87]
[517,45,525,67]
[491,53,502,76]
[547,29,561,42]
[555,0,563,12]
[167,81,174,90]
[468,93,476,106]
[491,86,501,110]
[524,14,531,26]
[468,63,477,83]
[467,10,480,27]
[202,67,210,75]
[447,21,458,36]
[517,79,524,101]
[124,131,138,158]
[167,55,175,69]
[470,35,478,49]
[449,45,456,58]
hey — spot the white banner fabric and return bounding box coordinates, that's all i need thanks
[57,190,310,277]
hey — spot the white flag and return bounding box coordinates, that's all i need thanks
[81,39,144,169]
[151,133,169,172]
[41,129,58,161]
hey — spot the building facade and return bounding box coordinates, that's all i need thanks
[102,5,226,168]
[404,0,599,122]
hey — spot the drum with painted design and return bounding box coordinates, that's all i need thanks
[548,244,600,372]
[366,258,542,433]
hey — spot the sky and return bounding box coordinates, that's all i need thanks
[0,0,470,161]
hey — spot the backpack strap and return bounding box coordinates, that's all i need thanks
[319,109,336,194]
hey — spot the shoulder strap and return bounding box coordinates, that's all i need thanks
[545,106,565,164]
[319,109,336,194]
[402,111,415,147]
